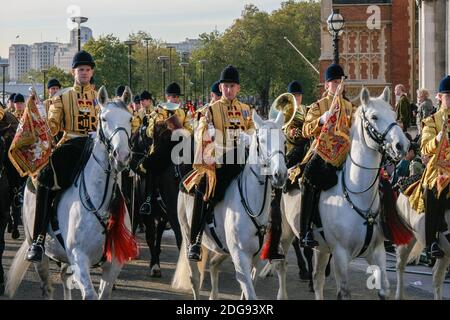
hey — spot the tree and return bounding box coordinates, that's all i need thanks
[21,66,73,88]
[191,0,321,112]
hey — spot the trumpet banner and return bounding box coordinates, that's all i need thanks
[8,98,52,177]
[315,96,351,168]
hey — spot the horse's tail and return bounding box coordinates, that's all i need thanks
[407,241,425,264]
[171,239,209,291]
[379,178,414,246]
[5,240,31,297]
[105,188,139,264]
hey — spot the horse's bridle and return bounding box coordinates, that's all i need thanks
[360,107,399,154]
[255,130,285,180]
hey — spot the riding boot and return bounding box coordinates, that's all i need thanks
[268,188,285,261]
[299,180,319,248]
[188,178,208,261]
[26,185,52,263]
[424,187,446,259]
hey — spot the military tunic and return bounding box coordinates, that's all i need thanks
[47,84,98,141]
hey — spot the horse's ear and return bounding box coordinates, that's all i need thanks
[97,86,108,107]
[360,87,370,106]
[274,110,285,128]
[252,110,263,129]
[122,86,133,106]
[380,86,391,104]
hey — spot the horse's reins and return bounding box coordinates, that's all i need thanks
[342,108,399,219]
[237,130,284,255]
[79,107,132,231]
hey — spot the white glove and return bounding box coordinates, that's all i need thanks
[319,111,331,125]
[436,131,443,143]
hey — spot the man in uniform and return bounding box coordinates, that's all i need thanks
[299,64,354,247]
[394,84,411,132]
[420,75,450,258]
[187,65,255,261]
[43,78,62,114]
[12,93,25,119]
[210,81,222,103]
[5,93,16,113]
[26,50,99,262]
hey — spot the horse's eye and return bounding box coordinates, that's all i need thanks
[101,117,106,122]
[371,115,378,121]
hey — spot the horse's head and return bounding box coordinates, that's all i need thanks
[97,86,133,172]
[251,111,287,188]
[359,86,409,161]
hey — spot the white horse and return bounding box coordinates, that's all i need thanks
[277,87,410,299]
[172,111,287,300]
[395,194,450,299]
[6,86,134,300]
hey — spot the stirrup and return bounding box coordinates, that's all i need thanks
[302,231,318,248]
[26,242,45,263]
[188,243,202,262]
[430,242,444,259]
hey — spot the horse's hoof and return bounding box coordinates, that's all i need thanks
[12,228,20,240]
[6,223,12,234]
[150,269,162,278]
[378,292,387,300]
[308,281,314,293]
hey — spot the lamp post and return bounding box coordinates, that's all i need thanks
[71,16,88,52]
[327,9,345,65]
[0,63,8,106]
[199,60,206,105]
[165,45,175,82]
[157,55,169,100]
[41,68,48,100]
[179,62,189,102]
[144,37,152,91]
[124,40,137,90]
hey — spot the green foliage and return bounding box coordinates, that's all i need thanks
[192,0,321,111]
[21,66,73,88]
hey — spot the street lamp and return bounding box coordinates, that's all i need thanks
[124,40,137,90]
[179,62,189,102]
[199,60,206,105]
[71,16,88,52]
[144,37,152,91]
[327,9,345,65]
[166,45,175,82]
[157,55,169,100]
[41,68,48,100]
[0,63,9,106]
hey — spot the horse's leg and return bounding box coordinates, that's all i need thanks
[159,170,182,249]
[366,243,390,300]
[33,256,54,299]
[432,256,450,300]
[99,260,123,300]
[395,239,416,300]
[304,246,315,292]
[142,214,158,273]
[231,250,256,300]
[71,251,98,300]
[60,263,73,300]
[332,246,351,300]
[209,253,227,300]
[313,249,330,300]
[150,216,165,278]
[292,238,308,280]
[273,226,295,300]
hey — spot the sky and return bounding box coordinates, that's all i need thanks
[0,0,285,58]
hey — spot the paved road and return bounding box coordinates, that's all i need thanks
[0,226,447,300]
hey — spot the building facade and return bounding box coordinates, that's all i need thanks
[30,42,61,71]
[9,44,31,81]
[165,38,201,54]
[320,0,418,103]
[417,0,450,101]
[70,26,93,48]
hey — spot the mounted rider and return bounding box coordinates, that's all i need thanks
[43,78,62,115]
[26,50,99,262]
[406,75,450,258]
[297,63,355,247]
[184,65,255,261]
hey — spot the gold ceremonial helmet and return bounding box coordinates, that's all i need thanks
[269,92,298,129]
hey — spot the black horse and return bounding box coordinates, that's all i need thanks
[0,136,11,295]
[126,120,188,277]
